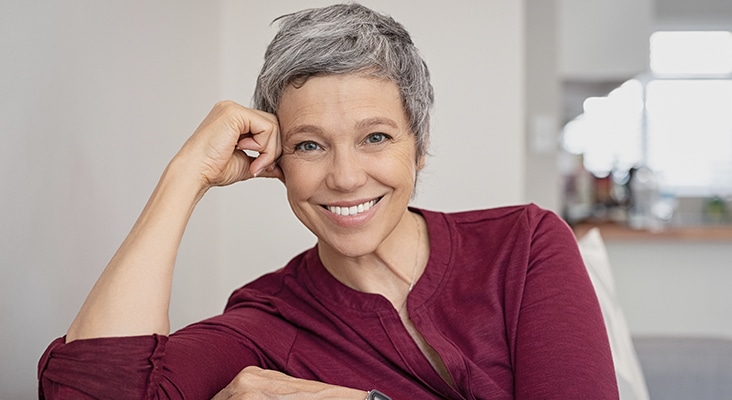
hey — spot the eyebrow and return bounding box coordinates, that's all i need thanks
[355,116,399,130]
[284,124,324,139]
[284,117,400,139]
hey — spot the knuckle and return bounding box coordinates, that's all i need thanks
[214,100,239,113]
[253,109,279,126]
[228,366,264,390]
[241,365,262,374]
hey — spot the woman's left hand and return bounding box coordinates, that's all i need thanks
[211,366,368,399]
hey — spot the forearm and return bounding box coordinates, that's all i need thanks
[67,158,206,341]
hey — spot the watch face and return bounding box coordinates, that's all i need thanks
[368,390,392,400]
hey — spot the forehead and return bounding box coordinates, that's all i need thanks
[277,74,407,136]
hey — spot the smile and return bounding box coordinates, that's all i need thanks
[324,197,382,216]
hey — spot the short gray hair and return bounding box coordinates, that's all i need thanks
[253,3,434,160]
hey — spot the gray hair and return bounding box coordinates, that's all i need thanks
[253,3,434,160]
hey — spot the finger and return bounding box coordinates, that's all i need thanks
[254,162,285,181]
[248,130,281,177]
[216,107,276,179]
[210,150,254,186]
[236,136,262,153]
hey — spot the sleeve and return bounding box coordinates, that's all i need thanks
[512,207,619,400]
[38,335,168,400]
[37,313,277,400]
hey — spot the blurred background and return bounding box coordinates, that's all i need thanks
[2,0,731,397]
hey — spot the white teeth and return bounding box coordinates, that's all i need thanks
[327,199,376,216]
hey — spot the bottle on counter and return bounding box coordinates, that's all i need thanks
[562,153,594,224]
[628,166,661,230]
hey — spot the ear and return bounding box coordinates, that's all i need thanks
[416,153,426,172]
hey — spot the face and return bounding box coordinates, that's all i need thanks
[277,74,423,259]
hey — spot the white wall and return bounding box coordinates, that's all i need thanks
[525,0,562,212]
[0,1,222,398]
[559,0,653,80]
[0,1,526,397]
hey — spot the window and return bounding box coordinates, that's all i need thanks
[650,31,732,76]
[646,79,732,196]
[563,31,732,198]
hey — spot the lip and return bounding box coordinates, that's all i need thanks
[319,196,383,226]
[321,195,383,209]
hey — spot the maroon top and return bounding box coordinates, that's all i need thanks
[38,204,619,399]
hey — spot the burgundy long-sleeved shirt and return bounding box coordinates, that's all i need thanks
[38,204,619,399]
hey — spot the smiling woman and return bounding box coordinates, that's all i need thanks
[37,3,619,400]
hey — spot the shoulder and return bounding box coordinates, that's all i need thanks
[417,203,568,237]
[224,248,313,312]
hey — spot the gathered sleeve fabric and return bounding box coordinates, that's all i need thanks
[37,295,295,400]
[38,335,167,400]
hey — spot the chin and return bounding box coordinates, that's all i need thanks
[318,233,380,259]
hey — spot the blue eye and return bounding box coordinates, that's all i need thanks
[295,141,321,152]
[366,132,390,144]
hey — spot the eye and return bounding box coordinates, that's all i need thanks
[294,141,322,152]
[365,132,391,144]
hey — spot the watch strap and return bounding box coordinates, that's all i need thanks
[365,389,392,400]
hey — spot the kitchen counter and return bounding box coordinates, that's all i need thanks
[572,221,732,241]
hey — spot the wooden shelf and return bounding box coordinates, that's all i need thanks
[572,221,732,242]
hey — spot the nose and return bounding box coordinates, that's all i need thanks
[326,148,368,192]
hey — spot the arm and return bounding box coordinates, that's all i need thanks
[67,100,282,341]
[513,210,619,399]
[44,101,368,399]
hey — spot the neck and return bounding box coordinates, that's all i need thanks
[318,210,428,309]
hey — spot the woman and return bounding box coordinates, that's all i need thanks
[38,4,618,399]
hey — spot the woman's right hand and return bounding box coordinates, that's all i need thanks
[173,100,283,192]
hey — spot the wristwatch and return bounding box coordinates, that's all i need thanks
[365,389,392,400]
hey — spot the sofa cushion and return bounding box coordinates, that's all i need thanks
[578,228,649,400]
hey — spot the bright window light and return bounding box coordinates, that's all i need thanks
[562,80,644,173]
[646,80,732,195]
[650,31,732,75]
[563,30,732,198]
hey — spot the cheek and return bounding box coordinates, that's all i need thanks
[381,149,419,182]
[282,167,312,224]
[281,159,319,200]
